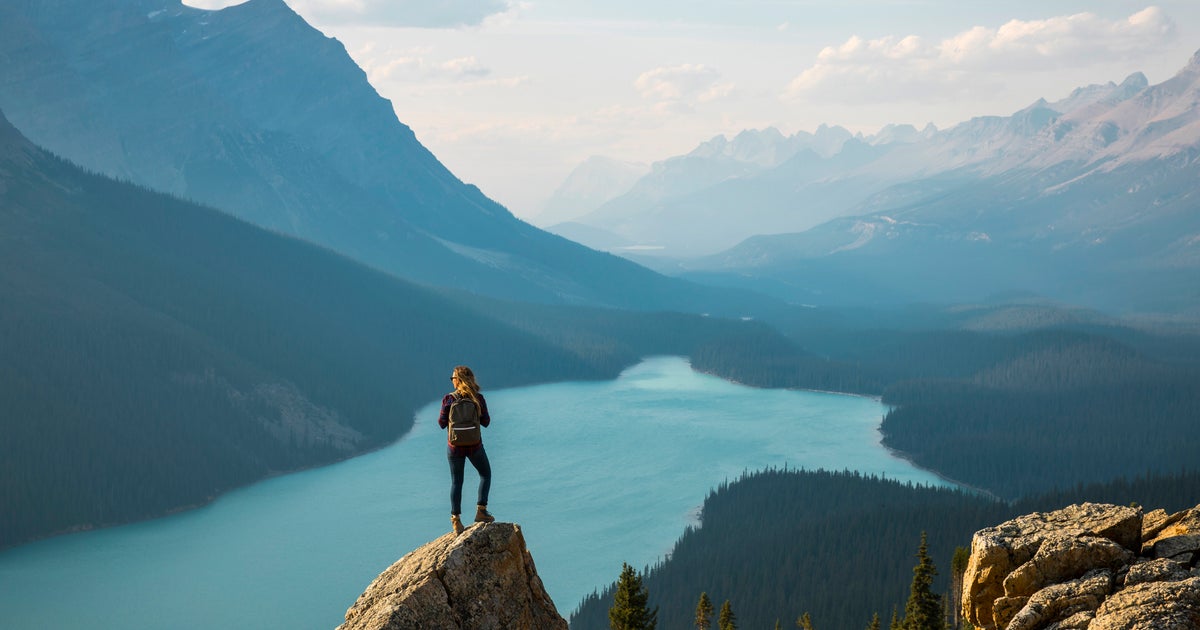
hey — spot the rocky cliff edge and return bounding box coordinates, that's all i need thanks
[338,522,567,630]
[963,502,1200,630]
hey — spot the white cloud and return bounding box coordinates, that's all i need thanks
[290,0,511,28]
[635,64,735,113]
[355,45,498,83]
[183,0,514,28]
[438,56,491,78]
[786,6,1178,103]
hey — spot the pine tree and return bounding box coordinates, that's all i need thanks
[775,620,783,630]
[695,592,714,630]
[889,606,901,630]
[902,532,944,630]
[866,612,882,630]
[949,546,970,629]
[609,562,658,630]
[796,611,814,629]
[718,599,738,630]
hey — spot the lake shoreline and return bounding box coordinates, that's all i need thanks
[0,356,958,630]
[2,355,939,556]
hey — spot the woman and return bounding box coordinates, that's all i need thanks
[438,365,495,535]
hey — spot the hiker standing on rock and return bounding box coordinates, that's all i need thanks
[439,365,495,535]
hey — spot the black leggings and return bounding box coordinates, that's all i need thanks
[448,446,492,515]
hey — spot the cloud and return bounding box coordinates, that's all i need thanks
[355,44,498,83]
[635,64,735,113]
[183,0,514,28]
[785,6,1178,103]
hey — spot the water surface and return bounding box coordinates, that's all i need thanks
[0,356,946,628]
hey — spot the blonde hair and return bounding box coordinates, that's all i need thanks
[452,365,482,410]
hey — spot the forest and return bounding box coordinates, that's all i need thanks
[691,320,1200,499]
[569,468,1200,630]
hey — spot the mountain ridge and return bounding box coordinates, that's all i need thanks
[558,49,1200,276]
[0,0,776,314]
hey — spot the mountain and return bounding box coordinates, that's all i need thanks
[670,52,1200,311]
[0,0,771,314]
[565,125,858,256]
[535,156,648,227]
[562,54,1200,306]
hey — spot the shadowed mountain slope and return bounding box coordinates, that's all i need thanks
[0,0,772,314]
[0,108,765,548]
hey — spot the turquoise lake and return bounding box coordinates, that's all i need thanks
[0,356,949,628]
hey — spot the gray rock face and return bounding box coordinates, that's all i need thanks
[338,522,567,630]
[963,503,1200,630]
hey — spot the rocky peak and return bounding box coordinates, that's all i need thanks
[1119,72,1150,92]
[338,522,567,630]
[962,502,1200,630]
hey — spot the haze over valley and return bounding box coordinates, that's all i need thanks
[2,1,1199,628]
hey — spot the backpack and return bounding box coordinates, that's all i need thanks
[447,394,482,446]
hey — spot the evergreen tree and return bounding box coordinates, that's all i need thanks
[775,620,783,630]
[797,611,814,629]
[695,592,714,630]
[866,612,882,630]
[902,532,944,630]
[718,599,738,630]
[609,563,658,630]
[949,546,970,629]
[890,607,901,630]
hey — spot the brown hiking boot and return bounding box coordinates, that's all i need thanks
[450,514,465,535]
[474,505,495,523]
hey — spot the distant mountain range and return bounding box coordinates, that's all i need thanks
[554,52,1200,311]
[535,156,649,228]
[551,124,862,256]
[0,0,771,315]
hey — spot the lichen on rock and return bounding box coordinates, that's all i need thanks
[962,502,1200,630]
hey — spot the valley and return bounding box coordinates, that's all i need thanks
[1,2,1198,628]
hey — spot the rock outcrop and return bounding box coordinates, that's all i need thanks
[338,523,567,630]
[963,502,1200,630]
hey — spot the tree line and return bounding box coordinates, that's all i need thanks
[691,324,1200,500]
[571,467,1200,629]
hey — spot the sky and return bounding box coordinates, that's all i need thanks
[182,0,1200,220]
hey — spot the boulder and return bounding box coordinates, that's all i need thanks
[1089,577,1200,630]
[1123,558,1191,586]
[962,503,1200,630]
[338,523,567,630]
[962,503,1141,626]
[1000,533,1132,600]
[1141,505,1200,549]
[1005,570,1112,630]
